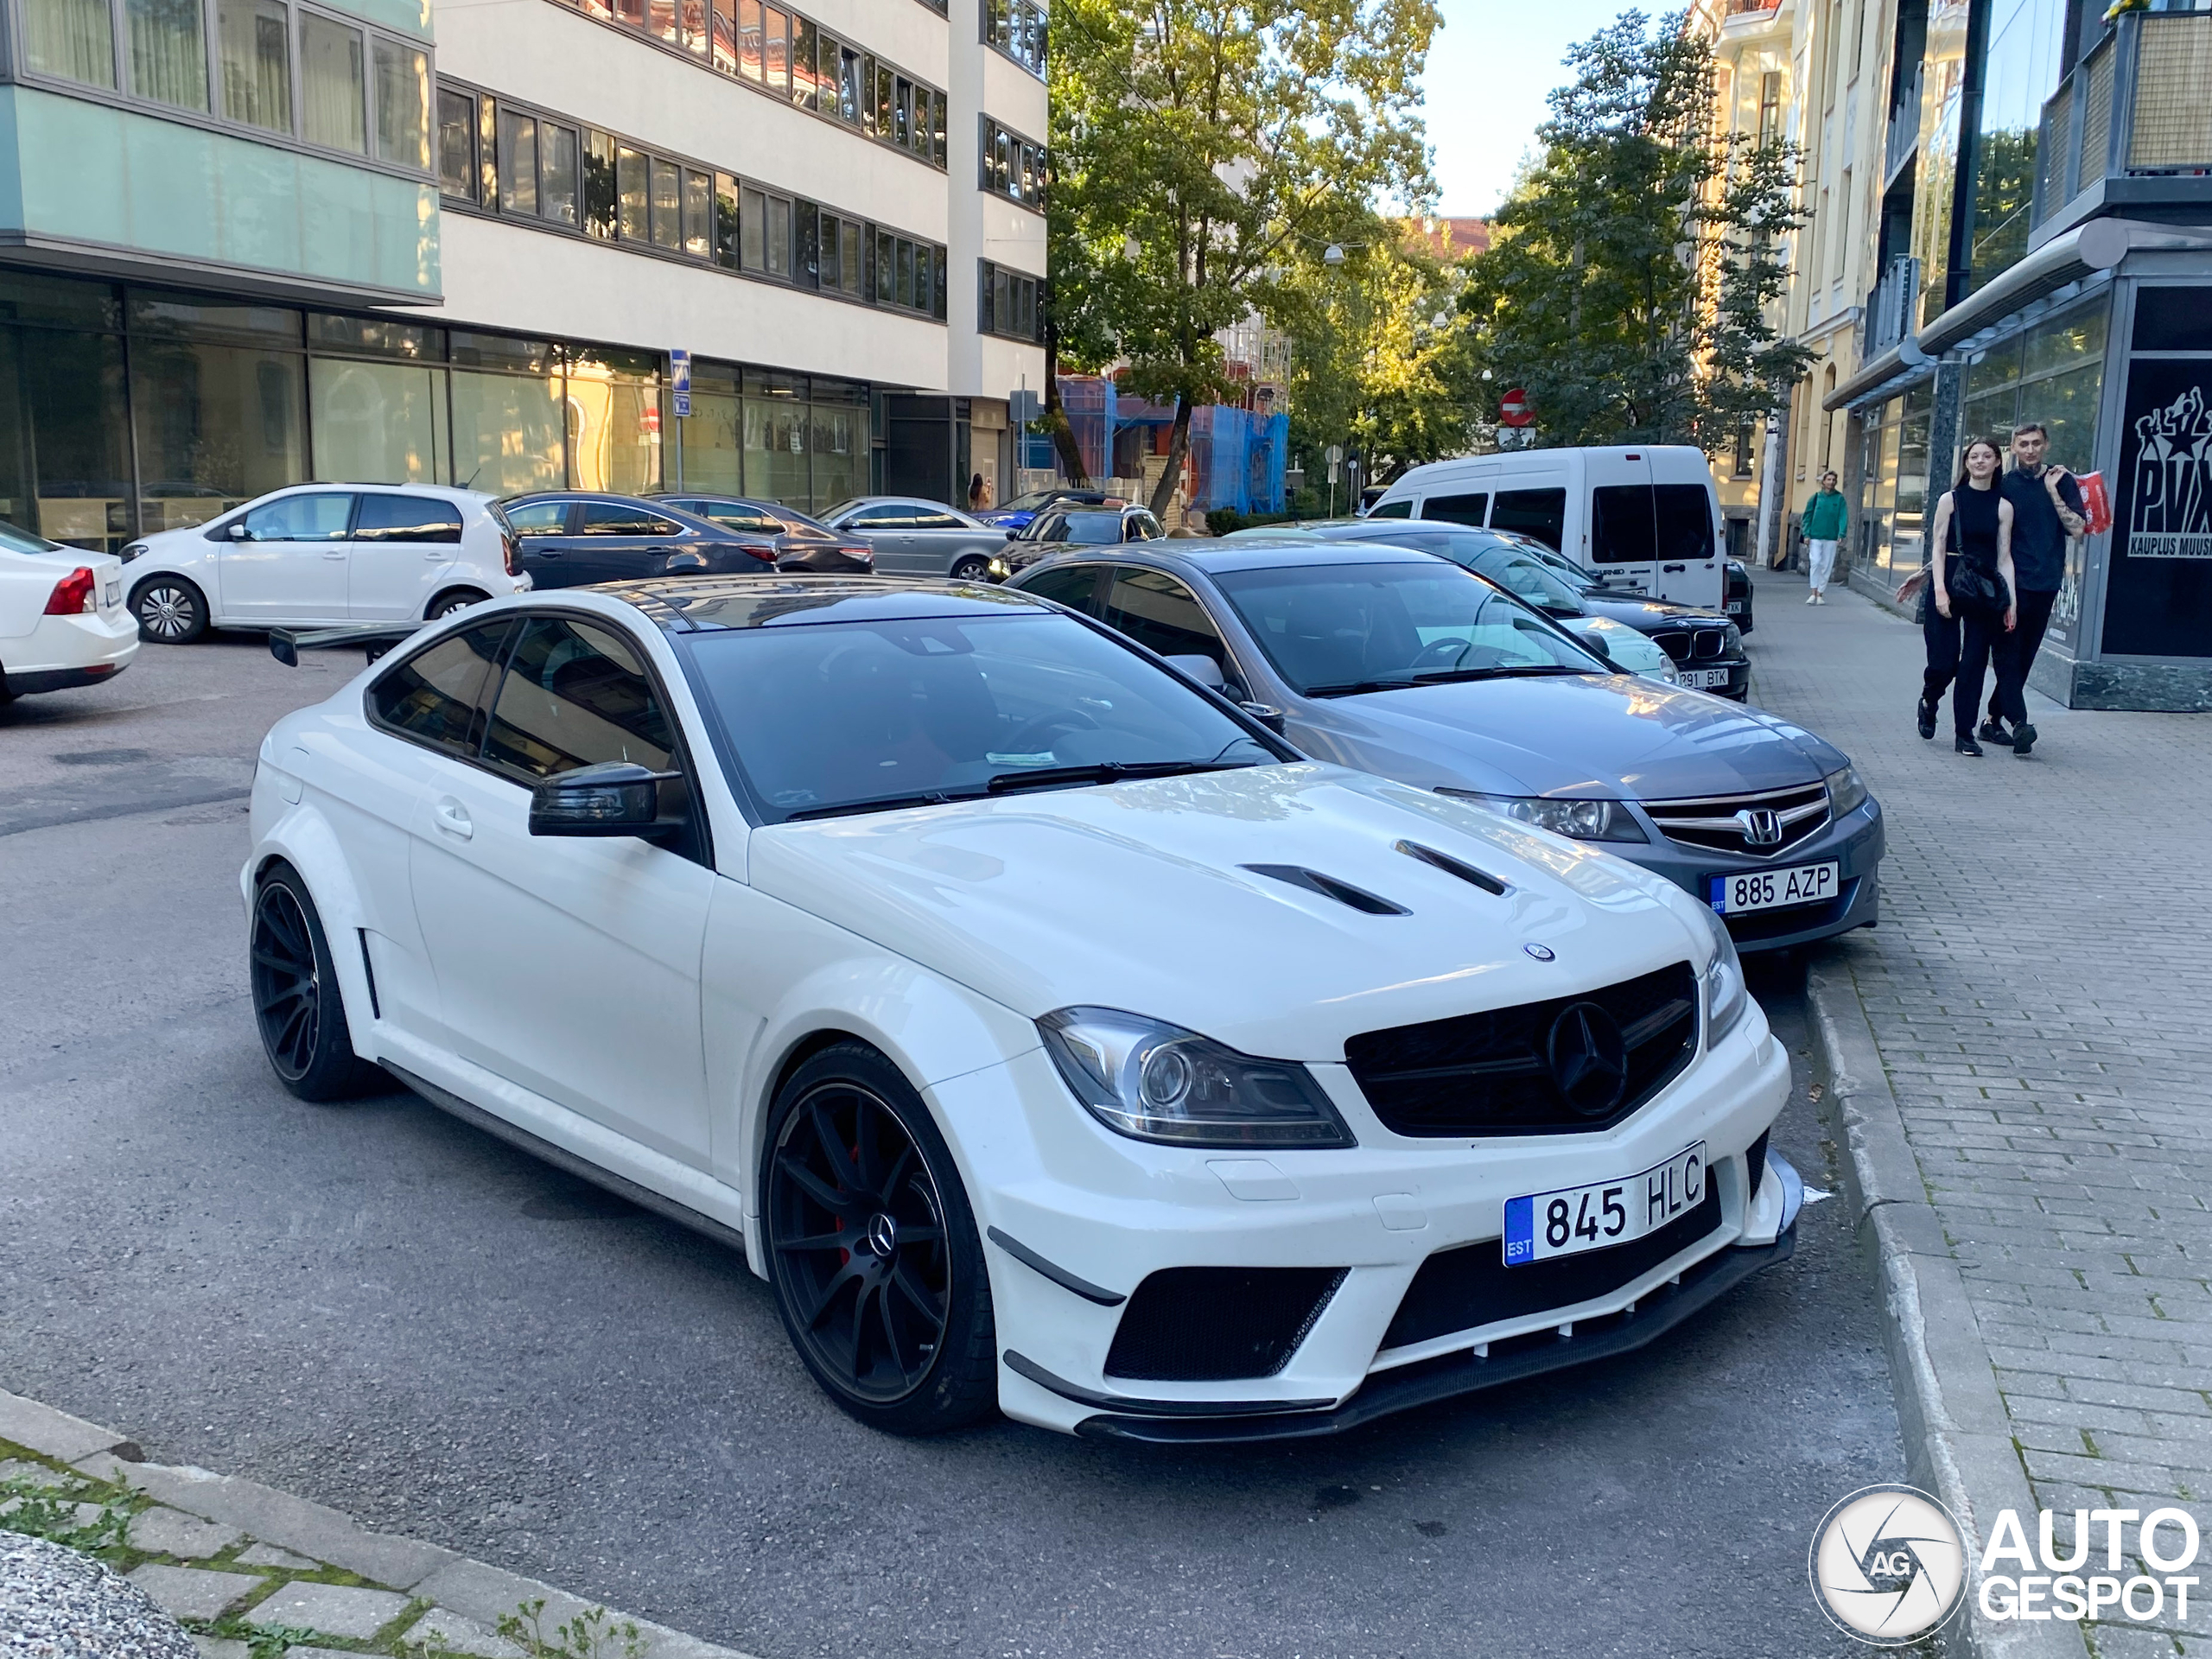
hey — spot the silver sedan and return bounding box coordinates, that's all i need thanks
[821,497,1011,581]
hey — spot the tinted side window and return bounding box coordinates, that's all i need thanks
[367,620,514,758]
[1653,484,1716,562]
[1590,485,1658,564]
[482,616,677,781]
[1018,563,1106,612]
[506,501,571,536]
[354,494,464,543]
[1367,499,1413,519]
[1125,513,1163,541]
[848,505,915,527]
[908,511,963,529]
[245,492,355,542]
[581,503,682,536]
[1491,487,1567,551]
[1424,492,1488,527]
[1105,569,1224,659]
[697,502,785,533]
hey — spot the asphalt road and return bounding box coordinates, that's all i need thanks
[1,630,1903,1659]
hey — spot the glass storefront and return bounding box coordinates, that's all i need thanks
[1859,381,1935,579]
[0,264,880,550]
[1959,296,2108,474]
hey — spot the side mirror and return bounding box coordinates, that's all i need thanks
[1239,702,1287,734]
[1580,632,1616,664]
[1166,652,1227,690]
[529,761,684,843]
[227,521,250,541]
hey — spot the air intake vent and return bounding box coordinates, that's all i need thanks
[1106,1266,1347,1380]
[1395,839,1509,895]
[1242,864,1410,916]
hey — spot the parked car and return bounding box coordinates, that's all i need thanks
[1726,558,1755,632]
[1269,520,1750,700]
[501,493,858,589]
[647,494,874,575]
[1007,538,1881,952]
[119,485,529,644]
[818,497,1010,581]
[975,486,1116,533]
[1369,445,1726,610]
[249,573,1802,1440]
[0,520,137,697]
[1001,504,1166,577]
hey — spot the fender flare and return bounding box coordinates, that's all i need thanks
[245,804,378,1059]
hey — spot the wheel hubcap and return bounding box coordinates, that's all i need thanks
[141,589,192,639]
[769,1084,950,1403]
[250,885,320,1081]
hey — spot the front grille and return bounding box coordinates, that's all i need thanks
[1105,1267,1346,1381]
[1644,781,1829,858]
[1344,963,1697,1137]
[1692,626,1727,659]
[1382,1175,1726,1351]
[1656,631,1693,664]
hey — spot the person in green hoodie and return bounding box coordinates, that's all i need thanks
[1801,472,1847,604]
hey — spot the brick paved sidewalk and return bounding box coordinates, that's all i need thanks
[1746,568,2212,1656]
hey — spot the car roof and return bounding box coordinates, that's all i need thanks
[1031,537,1438,575]
[840,495,961,510]
[596,574,1059,632]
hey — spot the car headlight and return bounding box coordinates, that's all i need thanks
[1654,657,1681,684]
[119,542,149,563]
[1724,623,1743,652]
[988,557,1010,579]
[1694,903,1751,1043]
[1824,764,1868,817]
[1437,789,1648,842]
[1037,1007,1355,1149]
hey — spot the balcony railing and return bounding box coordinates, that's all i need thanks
[2032,10,2212,236]
[1861,255,1923,357]
[1721,0,1780,17]
[1884,67,1924,184]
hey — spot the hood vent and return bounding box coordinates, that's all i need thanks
[1241,864,1411,917]
[1395,840,1510,896]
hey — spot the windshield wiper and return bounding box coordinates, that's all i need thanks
[784,787,994,821]
[1304,678,1420,698]
[1409,664,1599,683]
[985,759,1257,794]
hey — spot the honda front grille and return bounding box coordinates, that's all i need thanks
[1643,781,1829,857]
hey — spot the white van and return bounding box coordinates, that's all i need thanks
[1367,445,1726,610]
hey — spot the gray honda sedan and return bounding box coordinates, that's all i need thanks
[1008,538,1883,951]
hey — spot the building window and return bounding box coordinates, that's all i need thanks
[299,12,368,153]
[497,106,538,214]
[128,0,209,111]
[373,40,429,168]
[1758,70,1781,143]
[542,122,579,225]
[25,0,118,87]
[585,129,617,237]
[980,118,1045,211]
[617,144,649,239]
[435,86,474,196]
[979,260,1042,342]
[982,0,1046,76]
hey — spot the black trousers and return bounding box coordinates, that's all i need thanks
[1987,587,2059,725]
[1923,601,2003,737]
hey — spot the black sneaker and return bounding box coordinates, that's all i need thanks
[1917,696,1937,740]
[1955,734,1984,757]
[1977,718,2014,747]
[2012,721,2037,758]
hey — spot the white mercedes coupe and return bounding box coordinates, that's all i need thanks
[245,576,1804,1441]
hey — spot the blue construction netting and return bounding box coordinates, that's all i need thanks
[1188,406,1287,515]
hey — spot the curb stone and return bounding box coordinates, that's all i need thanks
[1807,953,2088,1659]
[0,1388,762,1659]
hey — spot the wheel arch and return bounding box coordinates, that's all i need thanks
[425,584,492,620]
[245,808,379,1063]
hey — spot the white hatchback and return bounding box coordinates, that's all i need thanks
[121,484,530,643]
[0,521,137,699]
[245,577,1802,1442]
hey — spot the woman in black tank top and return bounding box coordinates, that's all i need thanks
[1918,437,2018,755]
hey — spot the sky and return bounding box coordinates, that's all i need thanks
[1418,0,1641,219]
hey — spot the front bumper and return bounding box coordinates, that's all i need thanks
[1617,797,1884,953]
[934,1005,1794,1436]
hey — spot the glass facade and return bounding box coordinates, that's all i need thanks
[981,0,1045,76]
[1959,296,2108,474]
[0,265,880,551]
[1858,381,1935,580]
[1964,0,2068,297]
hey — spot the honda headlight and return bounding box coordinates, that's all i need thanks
[1037,1007,1354,1148]
[1824,764,1869,817]
[1438,789,1648,842]
[1695,903,1751,1043]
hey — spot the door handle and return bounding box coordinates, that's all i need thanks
[323,550,347,560]
[1662,563,1687,573]
[433,797,474,840]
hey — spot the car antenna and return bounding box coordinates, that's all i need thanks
[461,463,484,490]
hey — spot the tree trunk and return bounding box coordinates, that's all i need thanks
[1042,324,1089,485]
[1148,397,1193,521]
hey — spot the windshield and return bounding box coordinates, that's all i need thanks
[1213,562,1606,697]
[1060,511,1135,544]
[684,612,1280,822]
[1000,490,1074,513]
[0,520,65,554]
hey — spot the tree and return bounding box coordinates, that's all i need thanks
[1459,10,1811,451]
[1047,0,1439,517]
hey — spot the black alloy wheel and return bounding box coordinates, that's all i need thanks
[249,864,383,1102]
[427,588,489,619]
[764,1043,996,1433]
[130,576,208,643]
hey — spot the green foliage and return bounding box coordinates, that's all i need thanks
[1048,0,1440,512]
[496,1597,647,1659]
[0,1471,134,1554]
[1460,9,1813,451]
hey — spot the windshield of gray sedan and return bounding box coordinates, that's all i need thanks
[685,613,1279,821]
[1213,563,1605,697]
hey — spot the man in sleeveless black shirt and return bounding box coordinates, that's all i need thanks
[1985,422,2082,758]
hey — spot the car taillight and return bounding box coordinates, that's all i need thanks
[742,543,777,564]
[502,531,521,576]
[44,567,96,615]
